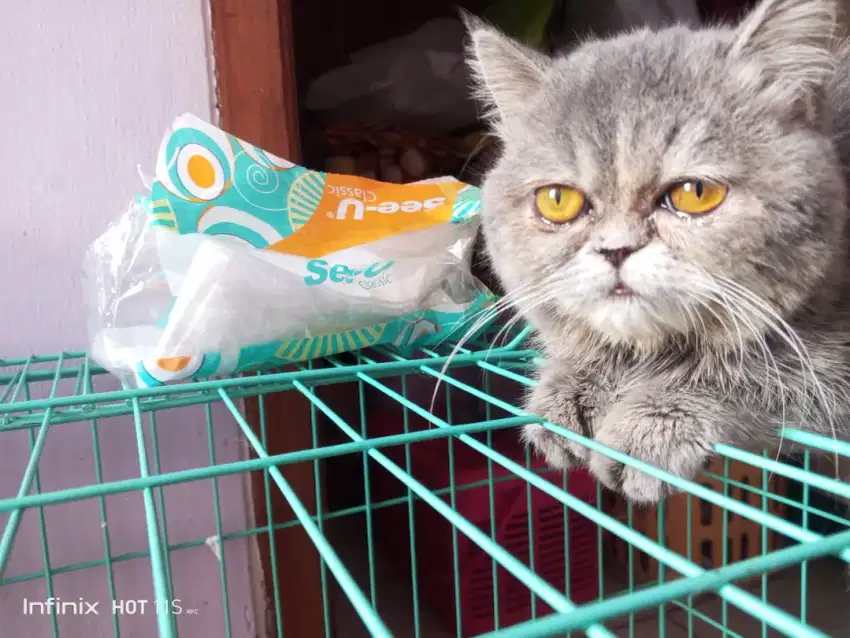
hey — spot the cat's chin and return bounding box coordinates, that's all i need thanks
[580,297,686,347]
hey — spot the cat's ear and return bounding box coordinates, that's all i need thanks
[462,14,551,125]
[730,0,838,117]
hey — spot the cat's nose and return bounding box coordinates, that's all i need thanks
[597,246,636,268]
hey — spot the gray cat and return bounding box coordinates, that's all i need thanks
[465,0,850,503]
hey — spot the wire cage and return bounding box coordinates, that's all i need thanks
[1,326,850,637]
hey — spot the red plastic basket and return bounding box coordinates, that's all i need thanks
[369,413,599,635]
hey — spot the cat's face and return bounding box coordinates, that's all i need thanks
[468,0,847,350]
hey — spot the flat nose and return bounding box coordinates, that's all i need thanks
[597,246,636,268]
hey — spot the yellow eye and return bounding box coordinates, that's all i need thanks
[665,180,727,215]
[534,185,587,224]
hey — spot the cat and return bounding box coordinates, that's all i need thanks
[464,0,850,503]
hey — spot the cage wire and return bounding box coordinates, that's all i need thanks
[0,325,849,637]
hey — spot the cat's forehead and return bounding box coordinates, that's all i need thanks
[548,28,731,109]
[515,28,750,192]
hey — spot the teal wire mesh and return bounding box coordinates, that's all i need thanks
[0,326,849,637]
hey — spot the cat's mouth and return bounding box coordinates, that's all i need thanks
[610,282,635,298]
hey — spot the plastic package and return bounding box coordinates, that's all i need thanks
[549,0,700,49]
[83,113,494,388]
[304,18,478,133]
[614,0,700,29]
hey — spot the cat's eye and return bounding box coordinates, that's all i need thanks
[662,180,727,215]
[534,185,588,224]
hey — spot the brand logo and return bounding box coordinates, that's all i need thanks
[304,259,394,289]
[23,597,100,615]
[326,188,447,221]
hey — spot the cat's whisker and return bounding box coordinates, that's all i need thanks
[698,279,748,371]
[484,286,566,360]
[426,266,566,415]
[717,278,831,422]
[687,282,778,389]
[474,261,602,369]
[686,290,744,380]
[718,294,799,476]
[440,277,541,342]
[696,280,790,412]
[711,277,838,477]
[682,279,793,475]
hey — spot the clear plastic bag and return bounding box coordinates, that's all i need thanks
[83,114,494,388]
[304,18,478,133]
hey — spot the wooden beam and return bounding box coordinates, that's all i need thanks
[211,0,300,159]
[209,1,324,636]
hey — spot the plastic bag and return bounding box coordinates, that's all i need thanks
[83,113,494,388]
[548,0,700,50]
[614,0,700,28]
[304,18,478,133]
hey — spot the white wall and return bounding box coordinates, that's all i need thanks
[0,2,259,636]
[1,0,217,354]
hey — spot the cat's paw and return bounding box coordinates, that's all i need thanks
[521,422,586,469]
[522,370,604,468]
[589,397,715,504]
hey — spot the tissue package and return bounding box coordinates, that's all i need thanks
[84,114,494,388]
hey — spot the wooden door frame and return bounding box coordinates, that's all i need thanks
[209,1,332,635]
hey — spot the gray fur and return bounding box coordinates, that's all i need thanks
[465,0,850,503]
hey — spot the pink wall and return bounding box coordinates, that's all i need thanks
[0,1,260,635]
